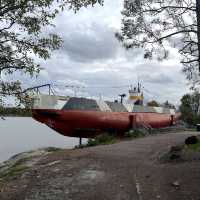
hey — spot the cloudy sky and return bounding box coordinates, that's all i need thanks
[22,0,189,106]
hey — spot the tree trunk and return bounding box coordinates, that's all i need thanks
[196,0,200,71]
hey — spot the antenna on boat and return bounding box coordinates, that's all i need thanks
[24,84,55,95]
[128,80,144,105]
[119,94,126,104]
[65,85,85,97]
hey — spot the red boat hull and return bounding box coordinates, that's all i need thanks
[32,109,180,138]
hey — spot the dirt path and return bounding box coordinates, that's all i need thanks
[1,131,200,200]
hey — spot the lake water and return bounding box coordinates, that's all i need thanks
[0,117,87,163]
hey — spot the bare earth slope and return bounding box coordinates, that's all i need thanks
[1,131,200,200]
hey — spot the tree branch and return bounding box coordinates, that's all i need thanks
[181,59,199,64]
[157,30,197,42]
[143,6,196,13]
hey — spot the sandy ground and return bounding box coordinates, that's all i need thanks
[1,131,200,200]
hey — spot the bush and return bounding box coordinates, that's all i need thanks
[76,134,116,148]
[124,129,145,139]
[185,136,199,145]
[87,134,116,147]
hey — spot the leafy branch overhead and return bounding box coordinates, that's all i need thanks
[116,0,200,85]
[0,0,103,103]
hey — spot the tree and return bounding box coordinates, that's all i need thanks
[116,0,200,85]
[147,100,159,107]
[180,91,200,125]
[0,0,103,105]
[163,100,175,109]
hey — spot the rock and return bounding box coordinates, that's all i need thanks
[169,153,181,160]
[47,160,61,166]
[185,136,198,145]
[168,145,183,161]
[67,173,73,177]
[52,168,60,173]
[170,145,184,153]
[171,181,180,187]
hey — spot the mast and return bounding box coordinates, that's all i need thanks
[128,81,144,105]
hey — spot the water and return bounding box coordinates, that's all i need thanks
[0,117,87,163]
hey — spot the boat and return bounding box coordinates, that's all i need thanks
[29,84,180,138]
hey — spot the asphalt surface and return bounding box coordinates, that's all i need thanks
[1,131,200,200]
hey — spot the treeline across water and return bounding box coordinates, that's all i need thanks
[0,107,32,117]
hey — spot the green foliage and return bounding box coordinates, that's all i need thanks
[87,134,116,146]
[147,100,159,107]
[0,0,63,99]
[76,129,148,149]
[187,142,200,151]
[45,147,62,152]
[0,106,31,117]
[76,134,116,148]
[0,160,28,181]
[0,0,103,104]
[162,101,175,109]
[66,0,104,12]
[116,0,198,83]
[124,129,145,139]
[180,91,200,126]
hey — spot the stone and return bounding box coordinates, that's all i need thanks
[169,153,181,160]
[185,136,199,145]
[170,145,183,153]
[171,181,180,187]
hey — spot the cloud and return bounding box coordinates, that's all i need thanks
[60,23,120,63]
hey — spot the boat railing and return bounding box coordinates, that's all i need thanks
[24,84,55,95]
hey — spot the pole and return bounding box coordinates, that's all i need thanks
[129,115,136,129]
[120,95,123,103]
[79,137,82,146]
[196,0,200,72]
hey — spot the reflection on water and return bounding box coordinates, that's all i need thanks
[0,117,87,163]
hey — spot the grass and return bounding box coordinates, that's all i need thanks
[76,134,117,148]
[76,129,147,149]
[124,129,146,139]
[187,141,200,151]
[0,159,29,181]
[87,134,116,146]
[45,147,62,152]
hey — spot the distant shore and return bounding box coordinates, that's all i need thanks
[0,107,32,117]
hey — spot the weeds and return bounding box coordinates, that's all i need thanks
[76,129,147,149]
[76,134,116,148]
[45,147,62,152]
[0,159,29,181]
[124,129,146,139]
[186,142,200,151]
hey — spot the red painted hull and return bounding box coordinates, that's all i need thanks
[32,109,180,138]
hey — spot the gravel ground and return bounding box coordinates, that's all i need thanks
[0,131,200,200]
